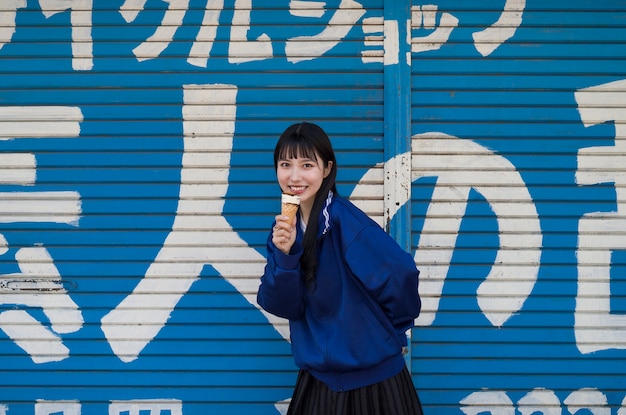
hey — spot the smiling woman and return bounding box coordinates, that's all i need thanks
[258,122,423,415]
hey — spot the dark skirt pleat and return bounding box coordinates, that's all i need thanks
[287,367,424,415]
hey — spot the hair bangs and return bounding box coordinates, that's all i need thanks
[276,134,319,164]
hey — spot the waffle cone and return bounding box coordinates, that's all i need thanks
[281,193,300,223]
[281,202,299,224]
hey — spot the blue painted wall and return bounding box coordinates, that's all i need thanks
[0,1,625,414]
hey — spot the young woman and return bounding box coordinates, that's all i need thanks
[257,122,423,415]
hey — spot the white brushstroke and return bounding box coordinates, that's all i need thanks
[101,84,288,363]
[286,0,365,63]
[0,106,84,363]
[575,79,626,353]
[517,388,561,415]
[289,0,325,18]
[0,310,70,364]
[411,5,458,54]
[357,133,541,327]
[0,154,36,185]
[413,133,541,327]
[39,0,93,70]
[461,391,515,415]
[35,401,81,415]
[0,0,26,51]
[133,0,188,62]
[187,0,224,67]
[361,16,384,64]
[0,191,81,225]
[119,0,148,23]
[383,19,399,66]
[274,399,290,415]
[564,389,610,415]
[0,106,82,139]
[0,106,83,225]
[619,396,626,415]
[420,5,437,29]
[472,0,525,57]
[109,399,182,415]
[0,247,83,363]
[228,0,273,63]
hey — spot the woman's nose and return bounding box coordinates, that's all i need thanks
[290,167,301,181]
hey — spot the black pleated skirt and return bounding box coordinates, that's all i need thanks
[286,366,424,415]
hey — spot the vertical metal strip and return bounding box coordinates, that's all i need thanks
[383,0,413,369]
[383,0,412,247]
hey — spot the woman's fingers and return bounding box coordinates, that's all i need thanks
[273,215,296,254]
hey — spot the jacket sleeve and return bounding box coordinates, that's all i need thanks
[345,225,421,346]
[257,229,306,321]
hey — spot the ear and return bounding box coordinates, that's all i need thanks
[324,161,333,178]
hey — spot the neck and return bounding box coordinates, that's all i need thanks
[299,205,311,226]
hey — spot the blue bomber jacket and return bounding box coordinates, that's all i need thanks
[257,192,421,392]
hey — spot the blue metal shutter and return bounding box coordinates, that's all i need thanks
[0,1,389,414]
[411,1,626,414]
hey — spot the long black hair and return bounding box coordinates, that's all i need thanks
[274,122,337,289]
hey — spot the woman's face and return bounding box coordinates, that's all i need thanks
[276,151,331,213]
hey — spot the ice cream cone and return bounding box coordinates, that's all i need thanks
[281,193,300,224]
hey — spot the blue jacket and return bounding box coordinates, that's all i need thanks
[257,192,421,392]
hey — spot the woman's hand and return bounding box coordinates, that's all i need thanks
[272,214,297,254]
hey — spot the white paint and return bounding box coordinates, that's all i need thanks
[0,247,83,332]
[0,106,82,139]
[564,388,610,415]
[462,388,619,414]
[4,0,523,70]
[289,0,325,18]
[0,107,82,225]
[383,19,399,66]
[420,4,438,29]
[0,106,84,363]
[228,0,273,64]
[412,133,541,326]
[0,310,69,363]
[351,133,542,327]
[0,247,83,363]
[472,0,525,57]
[0,235,7,255]
[383,138,410,228]
[411,5,458,54]
[133,0,188,62]
[39,0,93,70]
[285,0,365,63]
[101,84,287,363]
[109,399,182,415]
[35,400,81,415]
[0,191,81,225]
[0,154,36,185]
[405,18,411,65]
[0,0,26,50]
[517,388,561,415]
[361,16,384,64]
[619,396,626,415]
[461,391,515,415]
[575,79,626,353]
[274,399,290,415]
[119,0,148,23]
[187,0,224,68]
[351,164,384,227]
